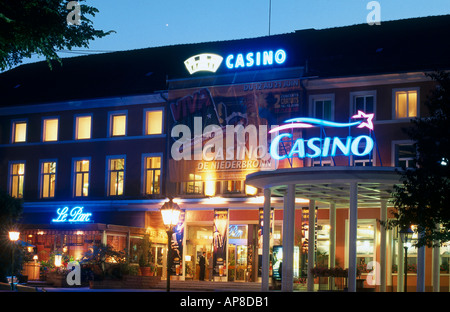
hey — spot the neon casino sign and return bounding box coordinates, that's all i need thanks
[269,111,375,160]
[51,206,93,223]
[225,49,287,69]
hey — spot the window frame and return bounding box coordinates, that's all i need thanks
[39,159,57,198]
[107,110,128,138]
[72,157,91,197]
[350,90,377,118]
[141,153,163,196]
[309,94,335,121]
[392,140,416,168]
[106,155,126,196]
[11,119,28,144]
[74,114,93,140]
[8,161,25,198]
[392,87,420,120]
[143,107,164,136]
[42,117,60,142]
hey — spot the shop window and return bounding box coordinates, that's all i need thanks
[356,222,376,273]
[144,156,161,195]
[9,162,25,198]
[74,159,90,197]
[317,222,330,267]
[12,121,27,143]
[394,89,418,119]
[185,173,203,194]
[394,143,416,168]
[145,109,163,135]
[75,115,92,140]
[109,112,127,137]
[40,161,56,198]
[108,157,125,196]
[107,235,127,254]
[43,118,59,142]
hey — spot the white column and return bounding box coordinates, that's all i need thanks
[307,199,316,292]
[262,188,271,292]
[348,182,358,292]
[329,202,336,290]
[379,200,387,292]
[416,232,426,292]
[282,184,295,292]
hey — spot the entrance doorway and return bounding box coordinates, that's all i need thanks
[228,244,248,281]
[186,226,213,280]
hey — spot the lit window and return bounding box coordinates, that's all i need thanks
[76,116,92,140]
[12,122,27,143]
[144,156,161,195]
[108,158,125,196]
[111,114,126,136]
[74,160,90,197]
[43,118,58,142]
[395,90,417,119]
[41,161,56,198]
[226,180,243,193]
[185,173,203,194]
[10,163,25,198]
[356,223,376,272]
[145,110,163,135]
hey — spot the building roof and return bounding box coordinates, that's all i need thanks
[1,14,450,107]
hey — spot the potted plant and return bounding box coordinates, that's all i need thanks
[138,234,154,276]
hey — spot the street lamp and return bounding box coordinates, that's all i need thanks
[399,226,414,292]
[9,231,20,290]
[160,198,181,292]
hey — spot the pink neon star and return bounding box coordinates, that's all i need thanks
[351,110,374,130]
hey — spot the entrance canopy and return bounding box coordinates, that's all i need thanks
[246,166,401,208]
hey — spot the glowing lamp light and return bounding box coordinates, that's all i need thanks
[205,181,216,197]
[9,231,20,242]
[54,254,63,267]
[245,185,258,196]
[160,198,181,228]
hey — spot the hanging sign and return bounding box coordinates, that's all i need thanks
[51,206,93,223]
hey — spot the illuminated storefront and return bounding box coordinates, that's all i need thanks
[1,15,450,292]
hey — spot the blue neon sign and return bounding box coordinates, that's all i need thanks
[225,49,286,69]
[269,112,375,160]
[52,206,92,223]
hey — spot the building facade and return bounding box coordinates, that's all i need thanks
[1,15,450,291]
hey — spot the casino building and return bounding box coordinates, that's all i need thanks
[1,15,450,291]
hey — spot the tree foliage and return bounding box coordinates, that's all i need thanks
[0,0,114,70]
[387,71,450,247]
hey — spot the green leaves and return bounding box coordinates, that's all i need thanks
[0,0,114,70]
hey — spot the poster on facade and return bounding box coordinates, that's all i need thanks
[213,208,228,278]
[168,79,302,183]
[170,209,185,276]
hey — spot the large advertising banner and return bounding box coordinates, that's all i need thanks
[213,208,228,278]
[168,79,302,182]
[170,209,185,276]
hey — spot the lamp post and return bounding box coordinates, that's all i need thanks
[9,231,20,290]
[399,226,413,292]
[160,198,181,292]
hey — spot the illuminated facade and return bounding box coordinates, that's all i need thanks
[1,15,450,291]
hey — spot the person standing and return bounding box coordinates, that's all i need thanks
[199,252,206,281]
